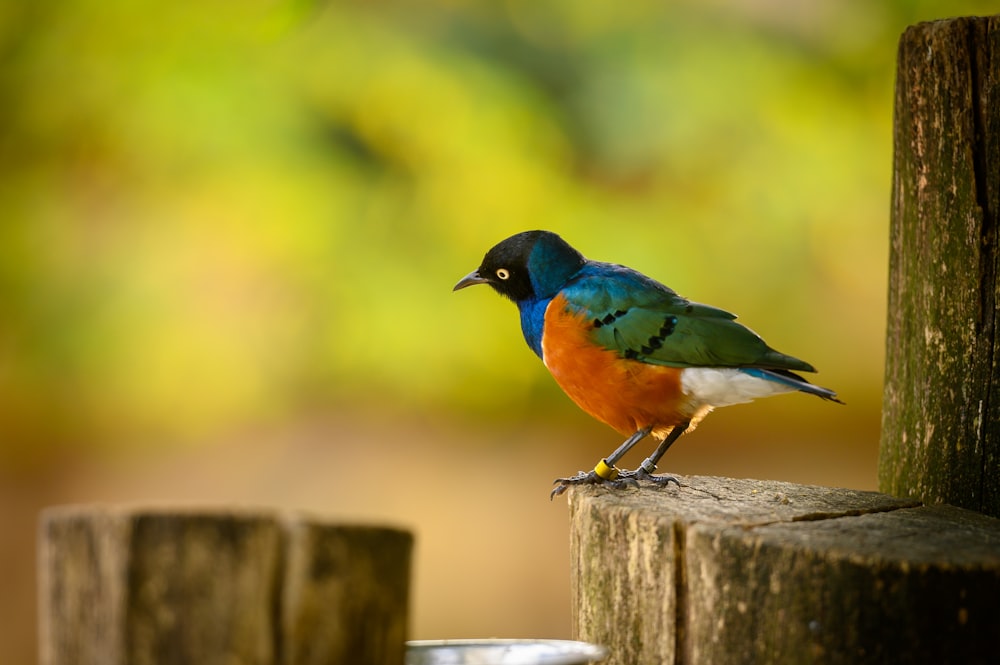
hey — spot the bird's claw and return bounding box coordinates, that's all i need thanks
[549,467,677,499]
[550,470,635,499]
[615,466,680,487]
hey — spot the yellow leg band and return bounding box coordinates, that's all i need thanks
[594,459,619,480]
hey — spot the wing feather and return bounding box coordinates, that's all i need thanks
[561,262,815,372]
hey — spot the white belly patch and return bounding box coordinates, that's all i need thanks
[680,367,795,408]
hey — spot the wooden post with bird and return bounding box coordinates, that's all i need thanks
[566,15,1000,665]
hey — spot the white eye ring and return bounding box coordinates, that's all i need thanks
[496,268,511,280]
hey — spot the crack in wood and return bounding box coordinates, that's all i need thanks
[966,17,999,519]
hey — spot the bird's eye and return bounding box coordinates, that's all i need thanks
[496,268,510,280]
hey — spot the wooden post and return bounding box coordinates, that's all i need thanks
[38,506,412,665]
[569,477,1000,665]
[881,15,1000,517]
[281,520,412,665]
[568,14,1000,665]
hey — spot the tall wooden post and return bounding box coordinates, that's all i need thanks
[881,15,1000,518]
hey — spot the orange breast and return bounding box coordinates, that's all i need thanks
[541,294,694,438]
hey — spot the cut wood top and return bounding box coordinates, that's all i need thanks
[569,475,1000,568]
[569,475,1000,665]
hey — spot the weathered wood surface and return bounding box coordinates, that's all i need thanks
[38,506,412,665]
[282,519,412,665]
[881,15,1000,517]
[569,476,1000,665]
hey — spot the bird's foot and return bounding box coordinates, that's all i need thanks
[550,459,678,499]
[616,466,680,487]
[550,469,639,499]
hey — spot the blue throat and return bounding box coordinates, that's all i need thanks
[517,296,550,359]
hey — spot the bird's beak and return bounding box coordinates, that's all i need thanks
[453,270,488,291]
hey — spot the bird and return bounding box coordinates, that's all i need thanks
[453,230,843,498]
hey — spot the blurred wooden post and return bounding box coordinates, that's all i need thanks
[569,478,1000,665]
[38,506,412,665]
[880,15,1000,517]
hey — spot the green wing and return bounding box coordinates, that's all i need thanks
[563,266,815,372]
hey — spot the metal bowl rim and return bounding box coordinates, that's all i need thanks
[406,638,608,660]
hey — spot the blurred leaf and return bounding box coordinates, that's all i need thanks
[1,0,997,462]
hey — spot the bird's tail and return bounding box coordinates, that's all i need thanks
[741,368,844,404]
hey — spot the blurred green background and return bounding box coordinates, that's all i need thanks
[1,1,995,662]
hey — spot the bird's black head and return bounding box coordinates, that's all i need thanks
[453,230,586,303]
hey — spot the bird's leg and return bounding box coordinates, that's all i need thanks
[550,426,653,499]
[621,420,689,487]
